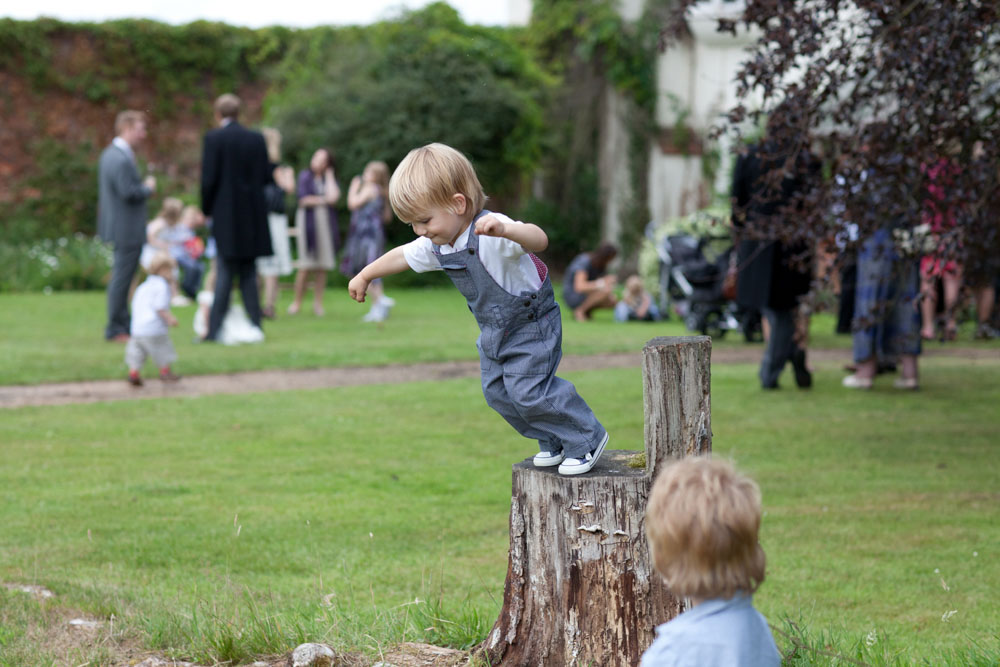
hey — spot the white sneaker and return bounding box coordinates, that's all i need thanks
[842,374,873,390]
[170,295,192,307]
[532,450,564,467]
[380,296,396,307]
[362,301,388,323]
[558,433,610,476]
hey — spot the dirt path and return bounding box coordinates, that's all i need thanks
[2,346,996,409]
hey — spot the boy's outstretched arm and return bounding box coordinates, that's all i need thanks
[475,215,548,253]
[348,246,410,302]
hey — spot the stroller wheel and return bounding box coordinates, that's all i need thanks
[702,310,726,339]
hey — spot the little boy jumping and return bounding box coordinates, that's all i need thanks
[347,143,608,475]
[642,457,780,666]
[126,252,181,386]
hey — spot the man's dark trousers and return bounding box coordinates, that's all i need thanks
[206,257,262,340]
[105,244,142,339]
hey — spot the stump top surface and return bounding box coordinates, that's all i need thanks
[513,450,645,479]
[643,335,711,349]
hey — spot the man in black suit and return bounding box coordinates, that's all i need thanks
[98,110,157,341]
[731,138,815,390]
[200,93,273,341]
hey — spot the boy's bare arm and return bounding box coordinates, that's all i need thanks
[475,215,548,253]
[157,309,178,327]
[348,246,410,302]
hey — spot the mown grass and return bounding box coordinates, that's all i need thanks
[1,353,998,665]
[0,285,879,385]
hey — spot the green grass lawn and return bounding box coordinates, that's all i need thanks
[1,350,998,665]
[0,286,874,385]
[1,288,998,664]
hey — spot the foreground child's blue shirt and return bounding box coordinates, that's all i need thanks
[640,594,780,667]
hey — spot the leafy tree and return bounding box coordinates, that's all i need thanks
[521,0,670,263]
[664,1,1000,280]
[266,2,547,248]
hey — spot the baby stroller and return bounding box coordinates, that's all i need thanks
[659,233,740,338]
[646,218,759,339]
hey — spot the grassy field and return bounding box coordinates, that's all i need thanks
[1,289,999,665]
[0,286,870,385]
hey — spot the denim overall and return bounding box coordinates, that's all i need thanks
[434,211,606,459]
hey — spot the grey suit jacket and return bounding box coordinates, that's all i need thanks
[97,142,151,248]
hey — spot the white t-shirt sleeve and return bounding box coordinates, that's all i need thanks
[488,214,529,260]
[401,237,442,273]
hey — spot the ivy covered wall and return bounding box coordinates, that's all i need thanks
[1,1,670,266]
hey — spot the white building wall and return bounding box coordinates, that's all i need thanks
[505,0,756,230]
[649,1,755,222]
[506,0,532,26]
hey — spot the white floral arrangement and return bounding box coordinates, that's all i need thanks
[892,223,937,256]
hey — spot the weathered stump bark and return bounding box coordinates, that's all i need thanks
[481,336,712,666]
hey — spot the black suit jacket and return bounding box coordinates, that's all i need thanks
[731,142,813,311]
[200,121,273,260]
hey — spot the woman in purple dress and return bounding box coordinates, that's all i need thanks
[289,148,340,316]
[342,161,394,322]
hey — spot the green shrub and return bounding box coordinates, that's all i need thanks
[6,138,99,244]
[0,234,112,292]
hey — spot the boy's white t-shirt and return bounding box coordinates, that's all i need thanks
[130,274,171,337]
[401,213,542,295]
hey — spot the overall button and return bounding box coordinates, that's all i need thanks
[523,300,531,307]
[531,294,537,299]
[527,313,535,320]
[468,248,475,255]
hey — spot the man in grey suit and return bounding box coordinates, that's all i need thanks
[98,110,157,342]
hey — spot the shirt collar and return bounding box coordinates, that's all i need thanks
[112,136,135,162]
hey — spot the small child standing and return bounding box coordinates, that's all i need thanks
[173,205,207,299]
[126,252,181,387]
[347,143,608,475]
[642,457,780,666]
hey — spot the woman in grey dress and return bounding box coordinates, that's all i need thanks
[289,148,341,316]
[562,242,618,321]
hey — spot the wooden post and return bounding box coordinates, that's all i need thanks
[479,336,712,666]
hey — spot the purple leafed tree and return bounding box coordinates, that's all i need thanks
[663,1,1000,283]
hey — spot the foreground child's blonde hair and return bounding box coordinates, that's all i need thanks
[645,457,766,600]
[146,251,177,277]
[388,143,486,223]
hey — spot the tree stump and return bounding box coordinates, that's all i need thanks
[480,336,712,666]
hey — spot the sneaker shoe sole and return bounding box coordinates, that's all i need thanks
[558,432,610,476]
[532,452,565,467]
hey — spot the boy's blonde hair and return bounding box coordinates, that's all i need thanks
[645,457,766,600]
[388,143,487,223]
[147,252,177,277]
[158,197,184,225]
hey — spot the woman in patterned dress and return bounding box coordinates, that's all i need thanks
[342,161,394,322]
